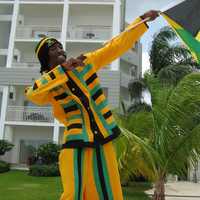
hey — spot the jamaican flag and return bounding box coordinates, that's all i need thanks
[162,0,200,63]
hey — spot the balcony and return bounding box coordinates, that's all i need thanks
[6,106,54,123]
[13,62,40,68]
[16,25,61,40]
[69,0,115,2]
[19,0,63,1]
[67,25,112,41]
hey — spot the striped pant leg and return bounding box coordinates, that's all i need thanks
[59,148,84,200]
[84,142,124,200]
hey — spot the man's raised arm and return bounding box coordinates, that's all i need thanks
[83,10,159,71]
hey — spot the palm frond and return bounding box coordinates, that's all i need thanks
[114,126,161,182]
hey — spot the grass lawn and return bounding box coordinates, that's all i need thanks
[0,170,151,200]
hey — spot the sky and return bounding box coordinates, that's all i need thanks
[125,0,183,74]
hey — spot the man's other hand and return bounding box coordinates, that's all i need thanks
[61,55,86,71]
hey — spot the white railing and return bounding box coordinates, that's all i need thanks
[19,0,63,1]
[6,106,54,123]
[67,25,112,40]
[16,25,61,40]
[69,0,115,2]
[12,62,40,68]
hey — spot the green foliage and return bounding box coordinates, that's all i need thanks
[158,64,193,85]
[116,72,200,184]
[127,103,152,115]
[113,123,161,184]
[120,26,200,198]
[0,161,10,173]
[0,140,14,156]
[149,26,197,74]
[29,164,60,177]
[37,143,61,165]
[128,79,146,101]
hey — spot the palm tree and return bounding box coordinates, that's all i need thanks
[115,73,200,200]
[149,26,198,75]
[125,26,197,117]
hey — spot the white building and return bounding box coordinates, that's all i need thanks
[0,0,142,166]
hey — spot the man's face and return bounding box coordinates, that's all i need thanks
[48,42,66,69]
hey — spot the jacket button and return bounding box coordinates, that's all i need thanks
[94,130,98,134]
[72,88,75,91]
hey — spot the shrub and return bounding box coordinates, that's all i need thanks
[0,140,14,156]
[37,143,61,165]
[29,164,60,177]
[0,160,10,173]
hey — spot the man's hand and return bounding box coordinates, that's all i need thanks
[141,10,160,22]
[61,54,86,71]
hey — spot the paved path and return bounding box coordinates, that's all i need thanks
[146,181,200,200]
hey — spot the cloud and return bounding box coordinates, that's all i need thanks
[126,0,181,22]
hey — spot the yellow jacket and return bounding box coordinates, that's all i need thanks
[25,17,148,148]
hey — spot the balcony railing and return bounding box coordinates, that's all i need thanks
[6,106,54,123]
[69,0,115,2]
[19,0,63,1]
[12,62,40,68]
[67,25,112,41]
[16,26,61,40]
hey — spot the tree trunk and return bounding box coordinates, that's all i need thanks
[153,177,165,200]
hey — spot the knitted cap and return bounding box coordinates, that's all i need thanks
[35,37,62,73]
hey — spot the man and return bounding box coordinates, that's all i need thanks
[25,10,159,200]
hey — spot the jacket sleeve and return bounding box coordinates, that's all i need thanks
[24,65,68,106]
[84,17,148,71]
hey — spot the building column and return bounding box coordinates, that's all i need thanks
[111,1,121,71]
[53,121,59,144]
[6,0,19,68]
[61,0,69,50]
[0,86,9,139]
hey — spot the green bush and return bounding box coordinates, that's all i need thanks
[37,143,61,165]
[0,140,14,156]
[0,160,10,173]
[29,164,60,177]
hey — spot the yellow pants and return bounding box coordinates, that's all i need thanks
[59,141,123,200]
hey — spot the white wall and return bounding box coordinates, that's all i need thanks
[120,86,129,101]
[120,60,132,74]
[5,125,53,164]
[19,4,63,27]
[0,22,11,49]
[0,55,7,67]
[14,42,37,63]
[0,4,13,15]
[68,4,113,27]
